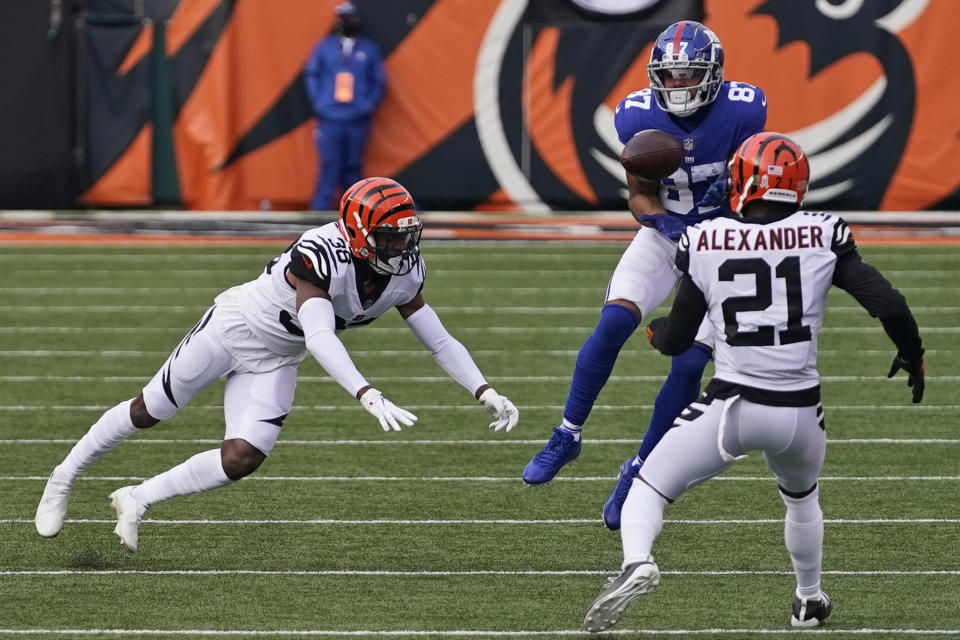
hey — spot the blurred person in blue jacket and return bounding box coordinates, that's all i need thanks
[305,2,386,211]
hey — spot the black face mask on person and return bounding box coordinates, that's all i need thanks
[338,19,360,37]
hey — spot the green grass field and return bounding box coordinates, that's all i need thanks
[0,241,957,639]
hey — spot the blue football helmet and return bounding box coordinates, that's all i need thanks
[647,21,724,117]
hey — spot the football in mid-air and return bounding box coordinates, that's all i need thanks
[620,129,683,180]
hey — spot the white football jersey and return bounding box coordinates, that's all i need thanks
[214,222,425,365]
[679,211,855,391]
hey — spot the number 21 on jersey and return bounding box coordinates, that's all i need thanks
[719,256,812,346]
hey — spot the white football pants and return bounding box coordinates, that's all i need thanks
[636,392,826,501]
[606,225,714,344]
[141,305,298,455]
[620,390,826,590]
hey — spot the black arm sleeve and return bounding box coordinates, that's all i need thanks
[832,249,923,358]
[651,273,709,356]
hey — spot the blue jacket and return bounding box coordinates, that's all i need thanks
[305,35,386,122]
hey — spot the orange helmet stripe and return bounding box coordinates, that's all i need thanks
[346,178,416,228]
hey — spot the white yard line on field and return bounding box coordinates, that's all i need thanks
[15,269,619,277]
[2,569,958,577]
[10,268,954,278]
[0,349,953,357]
[2,475,959,483]
[2,250,960,259]
[0,286,607,295]
[1,326,959,334]
[1,438,956,446]
[1,404,958,412]
[4,305,960,314]
[3,375,957,383]
[2,628,959,637]
[3,628,960,637]
[1,517,958,525]
[0,286,955,296]
[5,250,959,260]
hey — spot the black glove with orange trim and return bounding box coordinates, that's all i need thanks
[645,317,669,354]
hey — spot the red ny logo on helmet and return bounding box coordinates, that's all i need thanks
[338,177,422,276]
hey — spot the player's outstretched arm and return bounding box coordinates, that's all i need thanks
[626,172,666,220]
[832,251,925,403]
[626,172,687,240]
[294,276,417,430]
[397,294,519,432]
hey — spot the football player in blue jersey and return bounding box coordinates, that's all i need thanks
[522,21,767,525]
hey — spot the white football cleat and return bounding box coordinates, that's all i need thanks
[109,485,146,552]
[583,558,660,632]
[35,472,73,537]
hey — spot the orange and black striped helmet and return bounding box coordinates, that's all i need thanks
[728,132,809,215]
[338,177,422,275]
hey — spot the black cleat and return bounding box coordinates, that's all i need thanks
[791,591,832,628]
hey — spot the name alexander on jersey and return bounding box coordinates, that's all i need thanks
[690,224,825,252]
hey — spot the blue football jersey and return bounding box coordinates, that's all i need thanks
[614,81,766,225]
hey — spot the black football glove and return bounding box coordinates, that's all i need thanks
[887,350,925,404]
[645,316,669,354]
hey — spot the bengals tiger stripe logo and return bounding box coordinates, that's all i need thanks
[78,0,960,213]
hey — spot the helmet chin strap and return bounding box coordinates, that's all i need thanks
[369,256,396,275]
[369,251,415,276]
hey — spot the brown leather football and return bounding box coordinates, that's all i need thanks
[620,129,683,180]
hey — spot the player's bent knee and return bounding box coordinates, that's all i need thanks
[604,299,642,322]
[220,438,266,480]
[130,393,160,429]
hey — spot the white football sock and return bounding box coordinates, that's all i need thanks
[781,486,824,599]
[620,480,667,567]
[559,418,582,440]
[131,448,232,509]
[56,399,137,483]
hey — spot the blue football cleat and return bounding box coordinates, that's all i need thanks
[602,457,642,530]
[522,427,581,484]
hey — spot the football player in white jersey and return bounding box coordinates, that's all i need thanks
[583,133,925,632]
[35,177,519,552]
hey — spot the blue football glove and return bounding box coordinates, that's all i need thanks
[647,214,686,241]
[697,171,731,210]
